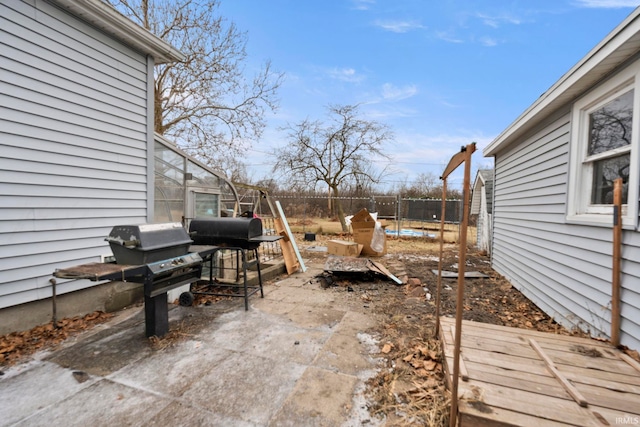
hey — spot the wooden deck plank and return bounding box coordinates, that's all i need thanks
[464,361,570,398]
[439,317,640,426]
[463,360,640,413]
[457,347,551,376]
[576,381,640,413]
[458,335,542,360]
[562,363,640,387]
[546,348,638,375]
[447,325,469,381]
[440,317,612,348]
[454,326,619,360]
[457,380,604,427]
[459,401,584,427]
[585,405,640,426]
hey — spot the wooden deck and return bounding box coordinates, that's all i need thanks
[439,317,640,426]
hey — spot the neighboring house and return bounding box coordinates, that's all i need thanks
[484,8,640,350]
[470,169,493,254]
[0,0,238,334]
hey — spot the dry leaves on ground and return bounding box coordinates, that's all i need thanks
[0,311,113,367]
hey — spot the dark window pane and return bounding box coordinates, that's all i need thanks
[588,90,633,156]
[591,153,630,204]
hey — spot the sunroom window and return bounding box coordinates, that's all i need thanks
[567,61,639,227]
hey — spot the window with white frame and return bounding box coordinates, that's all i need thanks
[568,62,640,226]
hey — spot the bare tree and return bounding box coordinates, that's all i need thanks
[273,104,393,231]
[106,0,284,173]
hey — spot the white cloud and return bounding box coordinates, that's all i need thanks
[479,36,498,47]
[476,13,522,28]
[435,30,464,43]
[374,20,425,33]
[573,0,640,7]
[381,83,418,101]
[351,0,375,11]
[326,67,365,83]
[363,106,417,119]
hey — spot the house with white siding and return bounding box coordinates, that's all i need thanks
[470,169,493,255]
[484,7,640,350]
[0,0,239,334]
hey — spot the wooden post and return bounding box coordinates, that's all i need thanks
[396,194,401,238]
[611,178,622,347]
[448,143,476,427]
[434,179,447,337]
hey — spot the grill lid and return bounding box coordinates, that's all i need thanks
[189,217,281,246]
[106,222,193,264]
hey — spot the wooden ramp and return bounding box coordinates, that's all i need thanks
[439,317,640,426]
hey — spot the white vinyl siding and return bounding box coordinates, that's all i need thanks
[492,114,640,351]
[0,1,150,307]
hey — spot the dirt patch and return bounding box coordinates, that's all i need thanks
[571,344,603,358]
[298,234,588,426]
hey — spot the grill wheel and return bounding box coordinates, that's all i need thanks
[179,291,195,307]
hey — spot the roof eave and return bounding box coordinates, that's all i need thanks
[484,7,640,157]
[51,0,185,64]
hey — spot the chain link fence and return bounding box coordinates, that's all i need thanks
[265,195,464,225]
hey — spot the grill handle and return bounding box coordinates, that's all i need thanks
[105,237,140,248]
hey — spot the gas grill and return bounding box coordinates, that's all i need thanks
[54,223,216,338]
[105,223,194,265]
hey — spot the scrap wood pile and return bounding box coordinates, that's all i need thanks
[0,311,113,367]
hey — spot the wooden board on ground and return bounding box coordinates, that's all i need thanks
[439,316,640,426]
[431,270,489,278]
[274,217,299,275]
[275,200,306,274]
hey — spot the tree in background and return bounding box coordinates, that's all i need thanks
[106,0,283,173]
[273,104,393,231]
[394,172,463,199]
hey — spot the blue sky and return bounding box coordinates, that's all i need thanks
[218,0,640,190]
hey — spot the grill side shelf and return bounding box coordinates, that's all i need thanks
[53,263,146,281]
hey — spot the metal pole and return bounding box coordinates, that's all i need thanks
[434,181,447,337]
[611,178,622,347]
[303,196,307,233]
[49,278,58,328]
[396,194,401,238]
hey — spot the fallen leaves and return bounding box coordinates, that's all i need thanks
[369,322,449,426]
[402,344,442,375]
[0,311,113,367]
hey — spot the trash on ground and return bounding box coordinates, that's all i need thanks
[323,255,402,284]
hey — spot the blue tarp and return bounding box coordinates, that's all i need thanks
[384,229,435,238]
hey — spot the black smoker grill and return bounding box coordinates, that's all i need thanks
[54,223,216,338]
[189,217,281,249]
[183,217,282,310]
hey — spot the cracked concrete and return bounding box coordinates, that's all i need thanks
[0,259,385,427]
